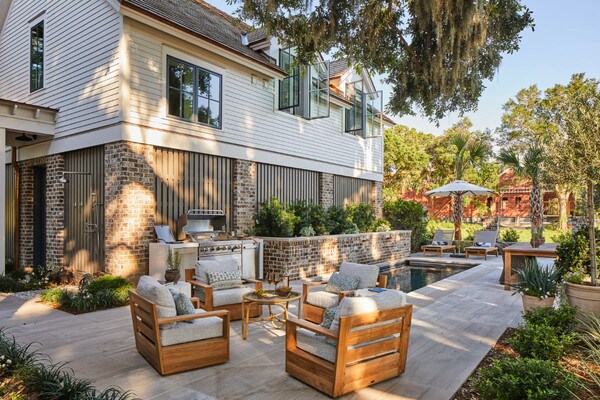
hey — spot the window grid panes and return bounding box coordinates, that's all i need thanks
[167,56,222,129]
[278,48,300,110]
[309,61,330,119]
[345,81,364,134]
[30,21,44,92]
[365,90,383,137]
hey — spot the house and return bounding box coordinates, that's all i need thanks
[0,0,393,278]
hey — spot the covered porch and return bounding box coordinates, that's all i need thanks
[0,98,57,275]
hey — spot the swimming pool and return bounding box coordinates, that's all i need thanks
[382,262,472,293]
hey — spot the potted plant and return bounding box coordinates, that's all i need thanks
[511,259,559,311]
[164,248,182,284]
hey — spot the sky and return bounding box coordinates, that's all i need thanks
[207,1,600,135]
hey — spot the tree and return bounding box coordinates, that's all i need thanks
[233,0,534,120]
[545,74,600,286]
[498,146,545,242]
[383,125,432,200]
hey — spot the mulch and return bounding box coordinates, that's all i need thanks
[451,328,600,400]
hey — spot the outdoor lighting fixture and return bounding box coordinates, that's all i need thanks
[58,171,93,183]
[15,133,36,142]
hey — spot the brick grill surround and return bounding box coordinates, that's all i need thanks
[261,230,411,280]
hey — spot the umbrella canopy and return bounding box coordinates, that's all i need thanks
[425,180,494,197]
[425,180,495,251]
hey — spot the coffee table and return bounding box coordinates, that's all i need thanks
[241,290,301,340]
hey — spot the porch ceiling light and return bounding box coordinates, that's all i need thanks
[15,133,36,142]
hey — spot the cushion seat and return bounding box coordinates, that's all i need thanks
[212,286,253,307]
[306,287,339,309]
[296,328,337,363]
[160,309,224,347]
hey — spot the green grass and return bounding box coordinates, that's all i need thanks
[427,221,565,244]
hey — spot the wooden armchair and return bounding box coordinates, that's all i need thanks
[129,290,230,375]
[302,262,388,324]
[286,296,413,397]
[185,268,262,321]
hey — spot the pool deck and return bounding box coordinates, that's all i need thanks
[0,255,522,400]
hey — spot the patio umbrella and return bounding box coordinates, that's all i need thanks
[425,180,495,251]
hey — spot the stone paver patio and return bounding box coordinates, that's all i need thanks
[0,256,522,400]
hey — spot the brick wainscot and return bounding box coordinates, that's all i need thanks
[261,230,411,280]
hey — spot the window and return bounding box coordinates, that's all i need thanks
[345,81,363,133]
[278,47,329,119]
[30,20,44,92]
[515,196,522,207]
[345,82,383,137]
[167,56,222,129]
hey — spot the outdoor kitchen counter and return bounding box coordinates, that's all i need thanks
[503,242,558,290]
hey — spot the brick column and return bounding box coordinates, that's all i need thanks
[372,180,383,218]
[19,161,34,267]
[104,142,155,282]
[319,173,334,209]
[232,159,256,234]
[46,154,65,267]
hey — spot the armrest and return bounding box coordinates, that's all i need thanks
[338,290,355,301]
[286,315,338,339]
[377,274,388,288]
[187,279,210,289]
[302,281,326,300]
[187,279,213,309]
[158,309,229,325]
[190,297,200,308]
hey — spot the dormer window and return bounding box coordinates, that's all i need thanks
[30,20,44,92]
[278,47,330,120]
[345,81,383,137]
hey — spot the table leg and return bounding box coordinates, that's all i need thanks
[242,301,249,340]
[504,254,512,291]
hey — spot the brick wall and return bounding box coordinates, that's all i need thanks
[45,154,65,267]
[319,173,334,209]
[18,162,34,267]
[372,181,383,218]
[232,159,256,234]
[262,230,411,280]
[104,142,155,282]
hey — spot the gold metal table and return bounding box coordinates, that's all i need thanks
[241,290,301,340]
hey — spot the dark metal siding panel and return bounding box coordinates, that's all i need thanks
[333,175,372,206]
[5,163,16,261]
[64,146,105,274]
[154,148,233,232]
[256,163,320,206]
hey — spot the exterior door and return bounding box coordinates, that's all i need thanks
[33,166,46,267]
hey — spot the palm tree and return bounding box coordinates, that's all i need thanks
[498,146,545,244]
[449,132,488,240]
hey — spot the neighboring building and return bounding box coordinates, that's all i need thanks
[0,0,393,278]
[402,169,575,225]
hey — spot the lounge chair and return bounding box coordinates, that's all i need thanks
[465,230,499,260]
[421,230,456,256]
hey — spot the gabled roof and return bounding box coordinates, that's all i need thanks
[329,59,351,78]
[121,0,283,74]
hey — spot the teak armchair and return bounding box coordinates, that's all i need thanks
[286,303,413,397]
[185,268,262,321]
[302,262,388,324]
[129,290,230,375]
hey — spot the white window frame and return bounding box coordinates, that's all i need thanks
[29,13,45,93]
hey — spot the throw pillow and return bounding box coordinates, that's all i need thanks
[476,241,484,246]
[431,240,438,245]
[169,290,195,323]
[325,272,360,294]
[207,270,244,290]
[438,241,447,245]
[320,305,339,329]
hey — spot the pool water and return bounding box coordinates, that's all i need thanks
[382,264,471,293]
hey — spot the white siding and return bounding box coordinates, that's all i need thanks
[0,0,122,138]
[125,20,383,178]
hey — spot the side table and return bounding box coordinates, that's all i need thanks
[241,290,301,340]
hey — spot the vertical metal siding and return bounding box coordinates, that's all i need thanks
[256,163,320,207]
[5,163,16,261]
[64,146,105,274]
[333,175,372,206]
[154,148,233,232]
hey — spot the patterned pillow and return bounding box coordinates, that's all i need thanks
[207,270,244,290]
[320,305,339,329]
[169,290,195,323]
[325,272,360,294]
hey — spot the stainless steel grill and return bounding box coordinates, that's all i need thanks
[177,209,227,242]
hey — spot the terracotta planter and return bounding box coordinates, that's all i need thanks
[565,282,600,319]
[530,236,545,248]
[522,294,555,311]
[164,269,181,284]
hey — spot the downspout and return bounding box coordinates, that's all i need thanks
[11,148,20,269]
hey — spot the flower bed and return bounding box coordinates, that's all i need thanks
[261,230,411,280]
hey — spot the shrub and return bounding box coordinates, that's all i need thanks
[508,323,577,361]
[326,205,354,234]
[522,304,578,336]
[87,275,132,303]
[298,226,316,237]
[346,203,376,233]
[254,198,297,237]
[290,200,328,236]
[501,228,520,242]
[383,200,427,251]
[373,218,391,232]
[511,259,560,299]
[475,358,578,400]
[41,287,73,304]
[554,227,600,282]
[0,276,24,293]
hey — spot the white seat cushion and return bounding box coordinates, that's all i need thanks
[296,328,337,363]
[160,309,223,347]
[212,286,253,307]
[194,256,239,283]
[306,287,339,309]
[136,275,177,329]
[339,262,379,289]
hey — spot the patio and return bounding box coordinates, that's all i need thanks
[0,256,521,400]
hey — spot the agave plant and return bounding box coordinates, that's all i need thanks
[512,259,560,299]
